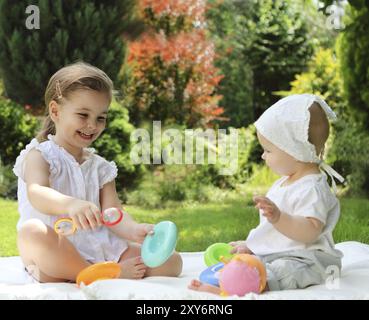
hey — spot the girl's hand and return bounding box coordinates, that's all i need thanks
[229,241,253,254]
[67,199,103,231]
[132,223,155,243]
[253,195,281,224]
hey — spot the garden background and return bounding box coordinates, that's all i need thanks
[1,0,368,256]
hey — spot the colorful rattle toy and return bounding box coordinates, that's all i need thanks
[200,242,267,296]
[198,242,234,287]
[54,207,124,236]
[219,254,267,296]
[141,221,178,268]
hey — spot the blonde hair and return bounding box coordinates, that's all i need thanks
[36,62,114,142]
[308,102,330,160]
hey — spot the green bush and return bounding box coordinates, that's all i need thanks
[0,158,18,199]
[92,99,145,197]
[168,125,262,190]
[159,168,207,203]
[126,165,243,209]
[245,164,280,193]
[187,125,262,189]
[126,165,208,208]
[0,97,39,166]
[327,120,369,196]
[126,124,263,208]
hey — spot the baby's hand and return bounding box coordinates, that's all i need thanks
[229,241,253,254]
[253,195,281,224]
[67,199,103,231]
[132,223,155,243]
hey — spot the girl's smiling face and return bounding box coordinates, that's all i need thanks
[257,131,299,176]
[49,89,110,150]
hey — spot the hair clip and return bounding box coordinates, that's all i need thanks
[56,80,63,99]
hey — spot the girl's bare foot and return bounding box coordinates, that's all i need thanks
[188,279,221,295]
[118,256,147,279]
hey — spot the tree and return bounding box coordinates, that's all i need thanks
[206,0,318,127]
[122,0,224,128]
[0,97,39,165]
[277,48,345,114]
[245,0,315,119]
[317,0,369,194]
[320,1,369,129]
[0,0,139,111]
[339,5,369,129]
[206,0,254,128]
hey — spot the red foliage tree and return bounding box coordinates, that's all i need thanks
[123,0,224,127]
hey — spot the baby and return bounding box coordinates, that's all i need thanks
[189,94,344,294]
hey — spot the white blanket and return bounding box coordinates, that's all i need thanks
[0,241,369,300]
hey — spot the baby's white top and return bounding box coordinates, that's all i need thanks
[13,134,127,263]
[246,174,343,257]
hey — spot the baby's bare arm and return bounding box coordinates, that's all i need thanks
[254,195,324,243]
[25,149,76,215]
[273,214,324,243]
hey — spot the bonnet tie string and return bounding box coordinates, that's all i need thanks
[318,160,345,193]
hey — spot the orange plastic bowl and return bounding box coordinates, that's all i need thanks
[76,262,121,286]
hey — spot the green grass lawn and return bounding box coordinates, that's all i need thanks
[1,196,369,256]
[0,198,18,256]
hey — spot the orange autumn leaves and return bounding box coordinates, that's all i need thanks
[126,0,225,127]
[138,0,206,23]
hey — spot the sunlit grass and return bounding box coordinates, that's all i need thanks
[1,196,368,256]
[0,198,18,256]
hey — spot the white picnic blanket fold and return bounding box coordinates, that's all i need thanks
[1,241,369,300]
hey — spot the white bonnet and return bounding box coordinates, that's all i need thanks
[254,94,344,191]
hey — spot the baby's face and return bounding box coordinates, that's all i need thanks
[257,131,299,176]
[51,89,110,148]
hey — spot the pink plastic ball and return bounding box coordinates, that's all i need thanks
[219,259,261,296]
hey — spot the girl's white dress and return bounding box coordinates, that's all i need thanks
[13,134,128,263]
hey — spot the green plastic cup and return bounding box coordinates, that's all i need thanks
[204,242,234,267]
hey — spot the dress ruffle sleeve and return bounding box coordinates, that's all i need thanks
[12,139,60,181]
[97,156,118,189]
